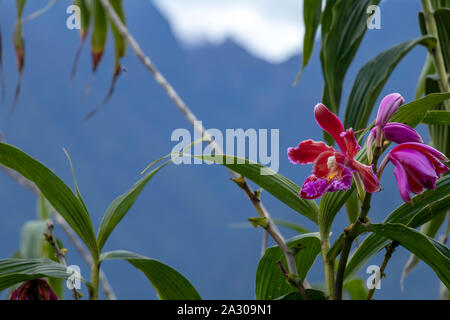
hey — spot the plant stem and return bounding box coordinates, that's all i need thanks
[334,146,383,300]
[44,222,80,300]
[366,241,399,300]
[89,261,100,300]
[421,0,450,110]
[233,177,308,299]
[320,236,335,299]
[334,193,372,300]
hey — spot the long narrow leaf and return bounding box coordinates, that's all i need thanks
[0,143,99,260]
[344,36,435,130]
[100,250,201,300]
[369,223,450,288]
[97,162,169,251]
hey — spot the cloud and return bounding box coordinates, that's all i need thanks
[152,0,304,64]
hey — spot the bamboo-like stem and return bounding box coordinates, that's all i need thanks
[334,146,383,300]
[0,135,116,300]
[89,261,100,300]
[320,236,335,299]
[98,0,306,296]
[366,241,399,300]
[421,0,450,110]
[44,221,80,300]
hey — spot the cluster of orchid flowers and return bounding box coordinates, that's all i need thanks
[288,93,449,203]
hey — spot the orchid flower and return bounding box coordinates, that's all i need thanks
[9,279,58,300]
[366,93,414,162]
[288,103,379,199]
[378,142,449,203]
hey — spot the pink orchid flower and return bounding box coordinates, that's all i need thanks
[288,103,380,199]
[366,93,424,161]
[378,142,449,203]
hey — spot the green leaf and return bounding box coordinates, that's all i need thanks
[74,0,91,36]
[20,221,47,259]
[194,155,319,224]
[0,143,99,260]
[425,76,449,157]
[255,233,322,300]
[294,0,321,85]
[344,36,435,130]
[344,175,450,280]
[390,92,450,127]
[369,223,450,288]
[97,162,169,251]
[273,219,310,234]
[91,0,108,71]
[16,0,26,17]
[320,0,381,114]
[434,9,450,70]
[0,258,77,292]
[100,250,201,300]
[422,110,450,125]
[344,278,367,300]
[276,289,327,300]
[401,211,447,286]
[109,0,126,71]
[345,190,360,224]
[319,187,355,238]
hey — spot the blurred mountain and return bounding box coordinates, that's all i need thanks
[0,0,441,299]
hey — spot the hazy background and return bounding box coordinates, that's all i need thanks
[0,0,443,299]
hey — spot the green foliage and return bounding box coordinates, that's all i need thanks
[345,176,450,280]
[343,278,367,300]
[100,250,201,300]
[344,36,436,130]
[320,0,381,114]
[370,223,450,288]
[294,0,322,84]
[0,258,80,292]
[255,233,321,300]
[0,143,99,260]
[97,162,170,251]
[422,110,450,125]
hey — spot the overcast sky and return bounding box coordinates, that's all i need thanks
[152,0,304,64]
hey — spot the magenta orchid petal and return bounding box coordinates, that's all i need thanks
[366,128,376,162]
[375,93,405,128]
[392,142,448,162]
[386,143,449,202]
[390,158,412,203]
[300,168,352,199]
[287,139,335,165]
[382,122,423,144]
[350,160,380,193]
[390,149,438,189]
[340,128,361,158]
[314,103,347,154]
